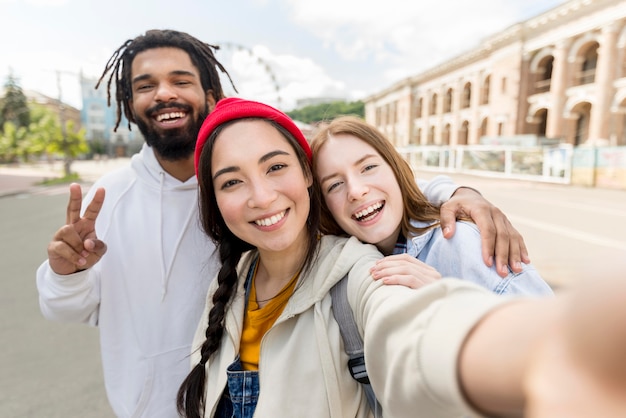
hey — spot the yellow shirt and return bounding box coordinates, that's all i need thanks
[239,266,299,371]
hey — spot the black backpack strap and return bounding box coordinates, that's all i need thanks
[331,275,382,416]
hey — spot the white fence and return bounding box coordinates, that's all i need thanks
[397,144,575,185]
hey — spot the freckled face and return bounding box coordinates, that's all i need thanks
[211,120,312,256]
[315,134,403,254]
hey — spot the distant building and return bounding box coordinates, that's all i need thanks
[80,74,143,157]
[295,97,348,108]
[22,89,81,130]
[364,0,626,148]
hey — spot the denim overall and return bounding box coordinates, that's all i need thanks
[215,358,259,418]
[215,261,261,418]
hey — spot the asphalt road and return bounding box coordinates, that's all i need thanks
[1,169,626,417]
[1,187,113,418]
[412,169,626,289]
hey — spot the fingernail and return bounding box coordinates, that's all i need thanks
[488,256,494,267]
[77,258,86,266]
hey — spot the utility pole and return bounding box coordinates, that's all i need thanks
[56,70,70,177]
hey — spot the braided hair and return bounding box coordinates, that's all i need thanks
[176,119,321,418]
[95,29,237,132]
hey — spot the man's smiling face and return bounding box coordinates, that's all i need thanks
[129,47,215,161]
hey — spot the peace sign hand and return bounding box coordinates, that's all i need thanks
[47,183,107,275]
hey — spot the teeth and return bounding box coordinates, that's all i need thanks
[254,211,286,227]
[354,202,383,221]
[156,112,185,122]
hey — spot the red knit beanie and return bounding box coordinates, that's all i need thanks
[195,97,311,175]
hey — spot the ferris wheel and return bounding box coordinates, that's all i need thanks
[214,42,282,108]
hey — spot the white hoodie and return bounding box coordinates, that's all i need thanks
[36,144,219,418]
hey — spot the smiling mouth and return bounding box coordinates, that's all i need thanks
[353,201,384,222]
[155,111,187,122]
[254,210,286,227]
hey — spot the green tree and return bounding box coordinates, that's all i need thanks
[0,103,89,175]
[51,119,89,176]
[0,121,27,163]
[0,73,31,130]
[287,100,364,124]
[20,104,60,162]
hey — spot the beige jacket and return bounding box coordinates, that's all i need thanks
[191,235,505,417]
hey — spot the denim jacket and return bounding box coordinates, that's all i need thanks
[404,220,554,296]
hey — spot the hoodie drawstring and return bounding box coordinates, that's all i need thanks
[158,171,198,301]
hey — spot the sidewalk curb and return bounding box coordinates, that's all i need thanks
[0,180,96,199]
[1,159,127,198]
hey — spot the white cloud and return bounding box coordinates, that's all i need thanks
[0,0,69,5]
[285,0,565,85]
[287,0,519,59]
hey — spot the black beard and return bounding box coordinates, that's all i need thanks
[135,103,209,161]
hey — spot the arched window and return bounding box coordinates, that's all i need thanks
[444,88,453,113]
[462,83,471,108]
[442,124,451,145]
[536,109,548,137]
[480,117,488,137]
[577,43,599,85]
[430,93,438,115]
[459,121,469,144]
[413,128,422,145]
[535,56,553,93]
[481,76,490,105]
[573,102,592,145]
[415,97,423,119]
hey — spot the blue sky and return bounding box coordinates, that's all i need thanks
[1,0,566,110]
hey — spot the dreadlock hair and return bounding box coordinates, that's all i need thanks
[95,29,237,132]
[311,116,442,241]
[176,118,321,418]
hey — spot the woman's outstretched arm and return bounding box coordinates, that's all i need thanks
[459,277,626,418]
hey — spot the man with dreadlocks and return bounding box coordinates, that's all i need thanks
[35,29,237,418]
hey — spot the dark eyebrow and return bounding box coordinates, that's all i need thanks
[319,153,377,184]
[132,70,197,85]
[212,149,291,181]
[213,166,239,181]
[260,150,289,164]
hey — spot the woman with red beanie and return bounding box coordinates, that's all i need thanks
[177,97,626,418]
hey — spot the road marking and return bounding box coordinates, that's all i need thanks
[508,215,626,252]
[490,193,626,218]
